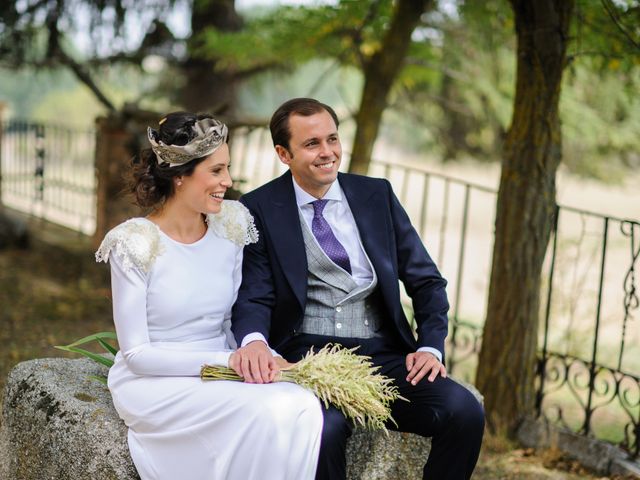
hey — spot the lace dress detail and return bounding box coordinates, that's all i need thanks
[206,200,259,246]
[95,201,257,273]
[95,219,164,273]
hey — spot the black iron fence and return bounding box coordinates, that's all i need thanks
[0,119,96,234]
[536,209,640,459]
[2,121,638,460]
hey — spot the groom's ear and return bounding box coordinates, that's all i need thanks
[275,145,292,166]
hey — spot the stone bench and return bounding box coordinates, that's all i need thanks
[1,358,482,479]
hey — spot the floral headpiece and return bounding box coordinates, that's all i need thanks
[147,117,228,167]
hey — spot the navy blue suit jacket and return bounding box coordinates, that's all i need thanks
[231,171,450,357]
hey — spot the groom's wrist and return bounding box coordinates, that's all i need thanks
[240,333,283,358]
[417,346,442,363]
[241,332,269,348]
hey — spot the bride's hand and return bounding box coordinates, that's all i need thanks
[228,352,243,378]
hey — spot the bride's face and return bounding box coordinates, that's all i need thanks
[178,144,232,214]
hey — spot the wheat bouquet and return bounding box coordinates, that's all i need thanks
[201,344,405,432]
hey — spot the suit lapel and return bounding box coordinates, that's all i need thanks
[266,172,308,309]
[339,174,391,281]
[266,172,392,311]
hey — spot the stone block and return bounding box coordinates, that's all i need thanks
[1,358,482,480]
[1,358,136,480]
[517,416,640,477]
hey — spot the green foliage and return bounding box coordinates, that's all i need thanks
[376,0,640,179]
[562,64,640,180]
[193,1,395,72]
[55,332,118,383]
[199,0,640,180]
[378,1,517,160]
[569,0,640,72]
[2,0,639,181]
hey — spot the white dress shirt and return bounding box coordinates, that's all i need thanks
[293,179,373,286]
[242,177,442,362]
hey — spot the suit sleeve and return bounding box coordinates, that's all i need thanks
[386,180,450,358]
[231,199,277,346]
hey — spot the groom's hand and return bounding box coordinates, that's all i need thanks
[406,351,447,385]
[235,340,278,384]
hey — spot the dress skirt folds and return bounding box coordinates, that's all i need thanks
[109,352,322,480]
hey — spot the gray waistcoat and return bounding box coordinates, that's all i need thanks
[299,212,385,338]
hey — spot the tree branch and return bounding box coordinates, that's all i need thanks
[233,60,288,80]
[44,0,116,112]
[58,49,116,112]
[305,60,341,97]
[566,50,627,64]
[601,0,640,51]
[351,0,384,67]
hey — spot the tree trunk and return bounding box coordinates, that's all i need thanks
[438,69,474,161]
[348,0,431,175]
[179,0,243,114]
[475,0,574,436]
[93,107,159,248]
[0,101,4,209]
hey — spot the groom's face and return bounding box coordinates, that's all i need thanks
[276,110,342,199]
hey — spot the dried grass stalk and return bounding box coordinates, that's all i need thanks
[201,344,406,432]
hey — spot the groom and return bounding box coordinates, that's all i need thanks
[231,98,484,480]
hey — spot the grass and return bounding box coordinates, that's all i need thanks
[0,222,635,479]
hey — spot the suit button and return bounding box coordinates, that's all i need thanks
[336,323,342,329]
[336,306,342,312]
[364,320,369,326]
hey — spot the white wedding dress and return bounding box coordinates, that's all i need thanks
[96,201,322,480]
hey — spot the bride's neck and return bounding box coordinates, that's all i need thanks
[148,200,206,243]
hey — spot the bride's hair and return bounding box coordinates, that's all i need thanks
[131,111,215,208]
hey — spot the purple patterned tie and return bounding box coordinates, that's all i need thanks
[311,200,352,274]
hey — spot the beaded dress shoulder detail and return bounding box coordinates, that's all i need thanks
[206,200,259,247]
[95,219,164,273]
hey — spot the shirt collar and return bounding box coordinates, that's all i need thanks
[291,176,343,207]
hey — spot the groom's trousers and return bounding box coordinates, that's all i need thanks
[280,332,485,480]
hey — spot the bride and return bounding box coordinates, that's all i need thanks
[96,112,322,480]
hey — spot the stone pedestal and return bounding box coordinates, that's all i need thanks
[1,358,136,479]
[1,358,482,480]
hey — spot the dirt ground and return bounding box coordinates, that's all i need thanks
[0,220,634,480]
[0,228,113,398]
